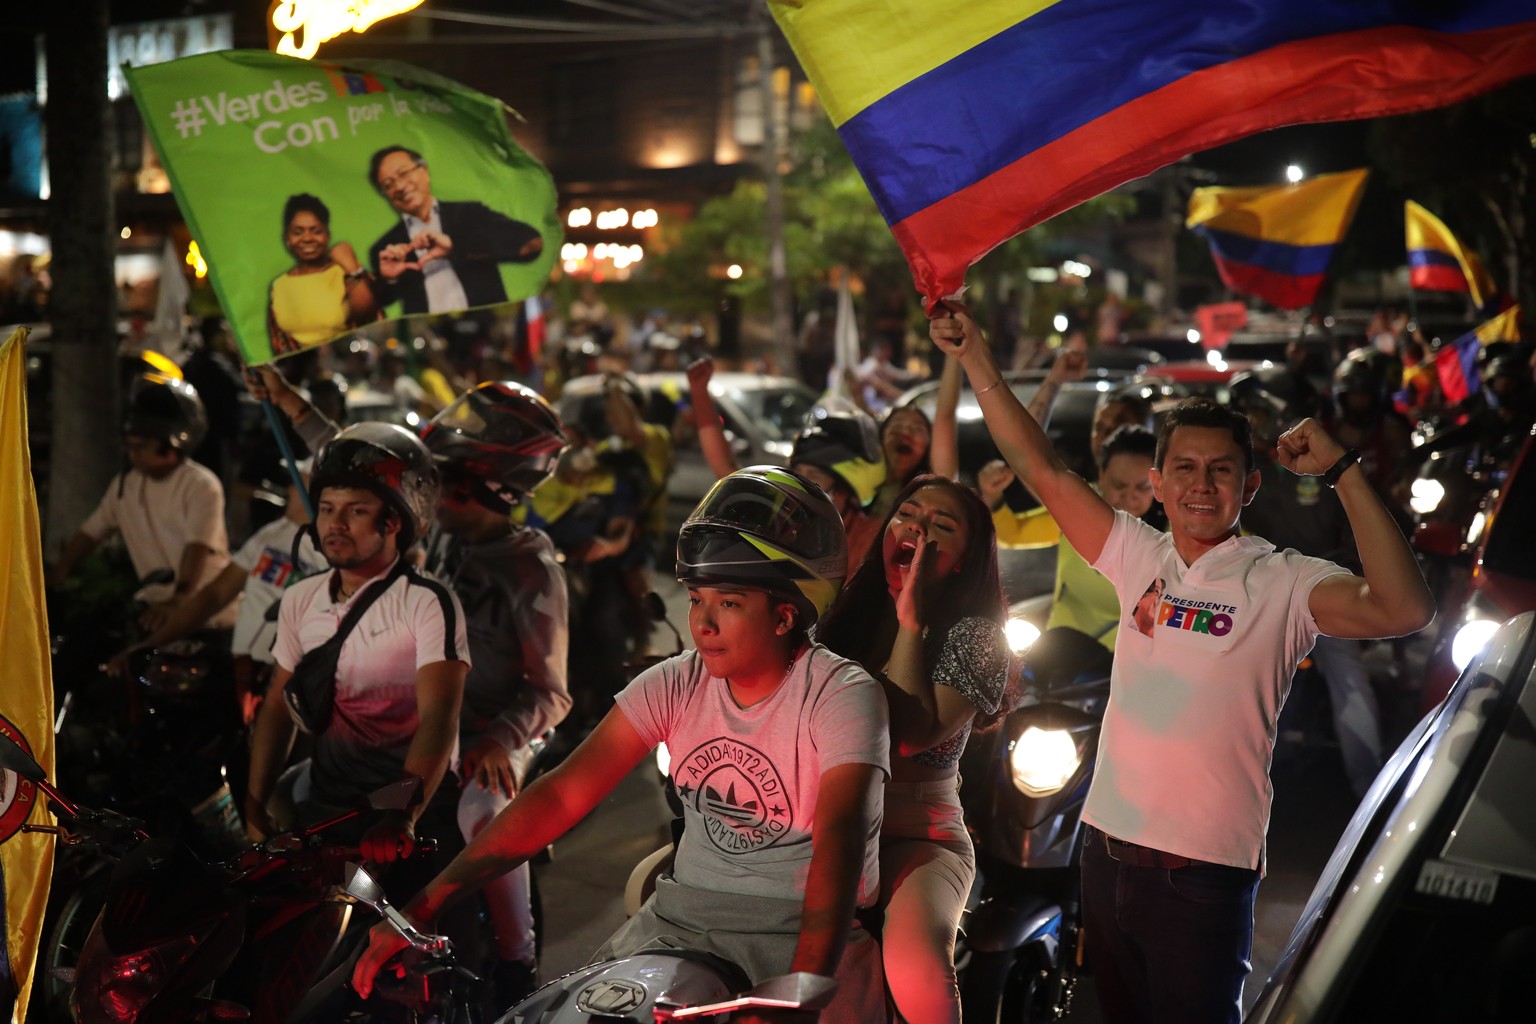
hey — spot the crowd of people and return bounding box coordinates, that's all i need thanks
[49,289,1536,1023]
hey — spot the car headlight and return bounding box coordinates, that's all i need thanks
[1466,510,1487,547]
[1409,477,1446,515]
[1009,726,1081,796]
[1005,617,1042,654]
[1450,617,1501,672]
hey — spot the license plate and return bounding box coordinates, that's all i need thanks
[1414,859,1499,905]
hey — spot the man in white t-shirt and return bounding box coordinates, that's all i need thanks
[105,471,325,722]
[50,377,237,630]
[933,307,1434,1024]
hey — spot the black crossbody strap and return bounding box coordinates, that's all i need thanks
[330,560,410,645]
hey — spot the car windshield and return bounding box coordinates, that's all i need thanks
[727,386,817,442]
[1481,442,1536,583]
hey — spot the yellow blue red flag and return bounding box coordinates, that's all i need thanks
[0,326,55,1024]
[1434,305,1522,405]
[1405,200,1499,311]
[768,0,1536,309]
[1185,169,1368,310]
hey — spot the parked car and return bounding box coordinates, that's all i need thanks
[556,370,820,514]
[1246,610,1536,1024]
[893,370,1121,485]
[1114,331,1207,364]
[1414,424,1536,716]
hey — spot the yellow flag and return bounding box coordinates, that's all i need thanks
[1474,304,1521,345]
[0,326,55,1024]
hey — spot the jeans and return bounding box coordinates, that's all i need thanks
[1080,826,1259,1024]
[457,744,538,964]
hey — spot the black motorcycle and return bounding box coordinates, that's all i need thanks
[957,613,1111,1023]
[4,727,436,1024]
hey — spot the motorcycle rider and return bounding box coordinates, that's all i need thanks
[244,422,469,869]
[49,375,238,632]
[354,467,891,1024]
[104,463,324,725]
[932,305,1433,1024]
[516,407,641,728]
[419,381,574,1004]
[686,355,887,568]
[1327,348,1415,520]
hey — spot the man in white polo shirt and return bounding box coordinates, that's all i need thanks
[932,306,1434,1024]
[244,422,470,868]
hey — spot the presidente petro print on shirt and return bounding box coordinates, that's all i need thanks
[1129,575,1238,640]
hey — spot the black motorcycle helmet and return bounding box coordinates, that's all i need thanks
[676,466,847,629]
[1228,367,1301,446]
[791,406,886,509]
[421,382,568,512]
[1332,348,1389,422]
[123,376,208,453]
[308,423,439,550]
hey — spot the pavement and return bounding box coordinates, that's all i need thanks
[531,567,1429,1020]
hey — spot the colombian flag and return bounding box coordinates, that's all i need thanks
[1434,305,1522,405]
[0,327,55,1024]
[769,0,1536,308]
[1406,200,1499,310]
[1186,169,1367,310]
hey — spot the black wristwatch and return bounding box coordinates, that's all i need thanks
[1323,448,1361,488]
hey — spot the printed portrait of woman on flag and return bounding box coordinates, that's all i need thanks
[267,192,381,355]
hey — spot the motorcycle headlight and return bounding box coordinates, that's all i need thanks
[1009,726,1081,796]
[1409,477,1445,515]
[1005,617,1042,654]
[1450,617,1501,672]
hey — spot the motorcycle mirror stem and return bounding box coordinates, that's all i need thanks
[294,776,423,838]
[644,591,685,655]
[341,863,449,955]
[0,730,83,819]
[652,972,838,1020]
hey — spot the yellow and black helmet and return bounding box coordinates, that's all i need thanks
[791,406,886,508]
[676,466,847,627]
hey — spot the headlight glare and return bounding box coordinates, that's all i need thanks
[1005,617,1042,654]
[1409,477,1445,515]
[1450,618,1500,672]
[1009,726,1081,796]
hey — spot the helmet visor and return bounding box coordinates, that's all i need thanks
[685,472,843,564]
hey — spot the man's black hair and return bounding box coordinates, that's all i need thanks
[1098,423,1158,473]
[368,145,426,190]
[282,193,330,228]
[1153,398,1255,475]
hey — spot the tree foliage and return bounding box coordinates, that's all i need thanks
[641,117,1132,330]
[1368,79,1536,317]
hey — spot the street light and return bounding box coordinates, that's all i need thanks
[1285,164,1304,183]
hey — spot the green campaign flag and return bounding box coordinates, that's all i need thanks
[125,50,560,365]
